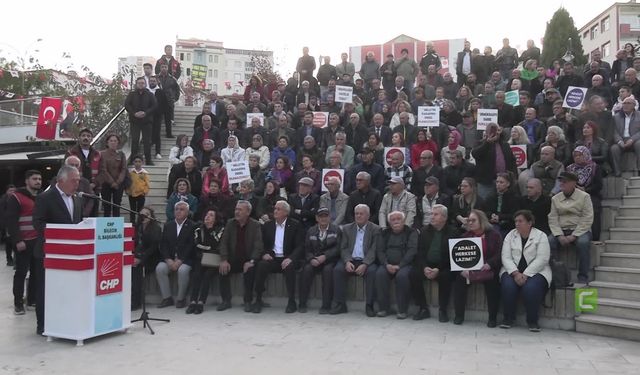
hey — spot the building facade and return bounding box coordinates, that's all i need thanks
[174,38,273,95]
[117,56,155,79]
[578,1,640,64]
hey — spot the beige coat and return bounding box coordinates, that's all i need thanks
[500,227,552,286]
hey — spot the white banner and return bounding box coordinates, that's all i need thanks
[476,108,498,131]
[417,106,440,127]
[321,168,345,192]
[226,160,251,184]
[335,85,353,103]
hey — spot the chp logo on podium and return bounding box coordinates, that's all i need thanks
[448,237,484,271]
[96,253,123,296]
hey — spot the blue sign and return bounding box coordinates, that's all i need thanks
[94,217,124,254]
[564,86,587,109]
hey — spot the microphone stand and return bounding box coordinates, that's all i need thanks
[80,193,169,334]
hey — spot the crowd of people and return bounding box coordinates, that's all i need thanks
[2,40,640,335]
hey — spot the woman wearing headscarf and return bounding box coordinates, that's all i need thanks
[566,146,603,241]
[220,135,246,165]
[441,129,466,168]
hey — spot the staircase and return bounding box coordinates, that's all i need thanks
[575,176,640,341]
[122,105,202,223]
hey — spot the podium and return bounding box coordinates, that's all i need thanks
[43,217,134,345]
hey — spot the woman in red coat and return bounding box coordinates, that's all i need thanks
[410,128,439,169]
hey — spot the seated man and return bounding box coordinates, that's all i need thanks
[330,204,381,316]
[410,204,455,322]
[378,177,416,229]
[219,200,263,312]
[524,145,563,196]
[319,176,349,226]
[288,177,319,231]
[299,208,342,314]
[548,172,594,284]
[156,201,196,308]
[252,201,305,313]
[519,178,551,234]
[610,97,640,176]
[375,211,417,319]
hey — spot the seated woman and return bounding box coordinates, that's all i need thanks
[131,206,162,310]
[169,134,194,167]
[196,179,235,223]
[538,125,572,166]
[186,209,226,314]
[500,210,551,332]
[245,134,270,170]
[389,100,415,129]
[508,125,532,167]
[485,172,520,238]
[410,129,439,170]
[574,120,609,173]
[202,155,229,196]
[166,178,198,221]
[260,180,286,224]
[449,177,486,235]
[441,130,466,168]
[220,135,246,166]
[364,133,385,166]
[566,146,604,241]
[453,209,502,327]
[267,156,294,194]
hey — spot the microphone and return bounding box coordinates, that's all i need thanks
[77,191,100,199]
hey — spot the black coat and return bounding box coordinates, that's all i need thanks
[160,219,196,265]
[369,125,393,147]
[415,193,451,228]
[415,224,456,270]
[287,193,319,230]
[193,113,220,129]
[304,223,342,262]
[261,218,305,260]
[471,140,518,185]
[485,190,520,232]
[134,222,162,270]
[167,165,203,199]
[519,195,551,234]
[190,126,220,153]
[442,162,476,197]
[125,89,157,125]
[33,186,83,258]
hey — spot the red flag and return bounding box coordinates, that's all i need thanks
[36,97,62,139]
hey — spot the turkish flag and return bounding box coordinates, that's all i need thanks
[36,97,62,139]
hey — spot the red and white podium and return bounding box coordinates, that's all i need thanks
[43,217,134,345]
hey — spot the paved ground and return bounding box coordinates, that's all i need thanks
[1,263,639,375]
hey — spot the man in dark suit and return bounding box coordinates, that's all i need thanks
[296,111,323,147]
[218,200,263,312]
[493,91,516,128]
[33,165,83,335]
[156,201,196,309]
[288,177,319,231]
[369,113,392,146]
[209,91,227,124]
[125,76,157,165]
[330,204,381,316]
[252,201,305,313]
[190,115,219,154]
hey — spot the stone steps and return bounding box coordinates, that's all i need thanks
[613,216,640,228]
[600,252,640,268]
[587,281,640,301]
[594,266,640,284]
[575,315,640,341]
[595,297,640,320]
[622,195,640,206]
[603,240,640,254]
[609,227,640,241]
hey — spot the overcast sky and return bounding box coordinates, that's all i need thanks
[1,0,614,79]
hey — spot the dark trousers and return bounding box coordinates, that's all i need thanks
[453,272,500,321]
[409,266,453,312]
[34,257,45,331]
[164,102,175,136]
[333,259,377,306]
[219,260,255,304]
[501,273,548,325]
[3,233,13,262]
[548,232,592,281]
[13,239,37,306]
[152,112,162,154]
[101,183,124,217]
[254,257,296,301]
[130,122,152,162]
[299,261,335,307]
[131,263,144,308]
[189,258,218,303]
[128,196,145,223]
[375,265,412,313]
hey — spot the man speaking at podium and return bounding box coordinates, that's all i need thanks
[33,165,83,335]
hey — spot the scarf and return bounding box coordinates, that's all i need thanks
[566,146,596,187]
[448,129,461,151]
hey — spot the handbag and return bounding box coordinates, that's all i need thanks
[201,252,221,267]
[468,269,495,283]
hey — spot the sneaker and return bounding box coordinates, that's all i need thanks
[14,304,25,315]
[216,301,231,311]
[329,303,347,315]
[318,306,331,315]
[157,297,174,308]
[376,310,388,318]
[528,323,541,332]
[396,312,408,320]
[194,304,204,315]
[186,303,197,314]
[6,259,14,267]
[500,319,513,329]
[175,299,187,309]
[155,153,162,159]
[413,308,431,321]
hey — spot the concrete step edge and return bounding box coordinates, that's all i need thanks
[575,315,640,329]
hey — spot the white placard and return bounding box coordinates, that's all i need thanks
[562,86,588,110]
[417,106,440,127]
[448,237,485,271]
[312,111,329,128]
[476,108,498,131]
[383,147,408,168]
[321,168,345,192]
[335,85,353,103]
[246,113,265,127]
[226,160,251,184]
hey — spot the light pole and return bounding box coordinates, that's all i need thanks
[0,38,43,124]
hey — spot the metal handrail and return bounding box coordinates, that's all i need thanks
[91,107,126,147]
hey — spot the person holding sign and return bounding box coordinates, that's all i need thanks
[471,123,517,200]
[375,211,417,319]
[452,210,502,327]
[500,210,551,332]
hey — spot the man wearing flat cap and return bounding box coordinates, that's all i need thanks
[548,171,594,284]
[288,177,320,231]
[378,177,416,229]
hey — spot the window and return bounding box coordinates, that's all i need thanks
[601,17,610,32]
[187,53,191,62]
[186,68,191,76]
[591,25,598,40]
[234,61,241,68]
[234,73,241,81]
[208,69,212,78]
[214,55,219,63]
[214,69,218,78]
[180,53,184,61]
[583,31,589,40]
[208,55,213,63]
[602,42,611,58]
